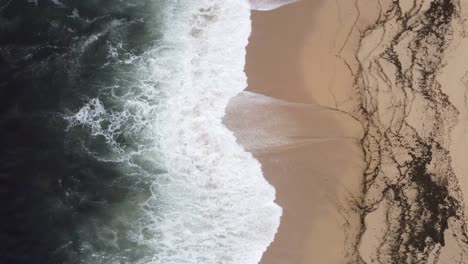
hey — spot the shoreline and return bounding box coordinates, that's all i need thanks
[228,0,468,262]
[226,1,367,262]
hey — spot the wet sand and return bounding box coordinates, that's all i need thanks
[226,1,366,263]
[225,92,365,264]
[227,0,468,263]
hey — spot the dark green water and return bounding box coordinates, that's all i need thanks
[0,1,282,263]
[0,1,166,262]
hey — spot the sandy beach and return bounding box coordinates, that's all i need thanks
[226,1,366,263]
[226,92,365,263]
[227,0,468,263]
[3,0,468,263]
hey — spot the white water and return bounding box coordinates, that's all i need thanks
[66,0,282,263]
[249,0,299,10]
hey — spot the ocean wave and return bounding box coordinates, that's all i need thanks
[249,0,299,10]
[65,0,282,263]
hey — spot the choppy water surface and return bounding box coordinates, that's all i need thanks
[0,1,281,263]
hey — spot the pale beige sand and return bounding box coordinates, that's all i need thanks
[225,0,368,263]
[255,0,468,263]
[229,0,468,263]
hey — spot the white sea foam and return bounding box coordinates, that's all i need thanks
[66,0,282,263]
[146,1,282,263]
[50,0,64,7]
[26,0,38,6]
[249,0,299,10]
[65,98,129,150]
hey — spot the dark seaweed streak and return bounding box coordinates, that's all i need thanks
[342,0,468,263]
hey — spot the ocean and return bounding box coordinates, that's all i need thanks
[0,0,282,263]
